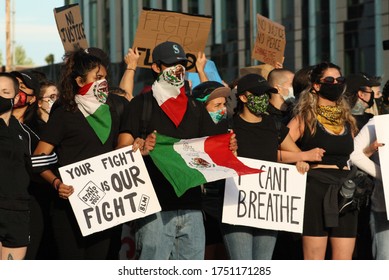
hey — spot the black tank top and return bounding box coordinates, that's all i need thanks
[298,121,353,168]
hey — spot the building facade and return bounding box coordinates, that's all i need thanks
[60,0,389,87]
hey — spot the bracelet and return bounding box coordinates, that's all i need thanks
[52,177,61,191]
[126,68,136,72]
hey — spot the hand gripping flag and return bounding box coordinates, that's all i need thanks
[149,133,263,197]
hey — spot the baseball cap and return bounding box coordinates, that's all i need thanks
[346,73,381,94]
[192,81,231,103]
[152,41,188,65]
[10,71,40,95]
[237,73,277,96]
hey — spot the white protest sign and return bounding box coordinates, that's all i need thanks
[59,146,161,236]
[223,157,306,233]
[373,114,389,218]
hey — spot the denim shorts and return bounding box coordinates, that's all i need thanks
[0,208,30,247]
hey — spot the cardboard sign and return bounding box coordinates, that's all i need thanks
[133,8,212,72]
[372,114,389,218]
[186,60,223,88]
[223,157,306,233]
[251,14,286,67]
[54,4,88,52]
[59,147,161,236]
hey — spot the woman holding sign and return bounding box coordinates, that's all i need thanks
[31,49,134,259]
[220,74,313,260]
[288,62,359,259]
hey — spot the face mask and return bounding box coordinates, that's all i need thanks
[282,87,295,102]
[375,97,383,108]
[13,90,33,108]
[0,96,14,114]
[43,99,55,114]
[209,107,227,124]
[318,83,345,102]
[246,94,269,116]
[159,64,186,88]
[360,92,374,108]
[79,79,109,103]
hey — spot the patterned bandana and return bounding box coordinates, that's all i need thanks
[246,94,269,116]
[316,105,344,134]
[152,65,188,127]
[76,79,112,143]
[159,64,185,87]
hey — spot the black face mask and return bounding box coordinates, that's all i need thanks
[375,96,383,108]
[318,83,345,102]
[0,95,14,114]
[360,92,374,108]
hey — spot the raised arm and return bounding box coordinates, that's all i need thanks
[119,48,140,101]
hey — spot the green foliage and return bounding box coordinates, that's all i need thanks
[15,45,34,65]
[45,54,54,65]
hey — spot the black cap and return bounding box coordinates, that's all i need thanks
[346,73,381,94]
[192,81,231,103]
[10,71,40,96]
[152,41,188,65]
[237,73,277,96]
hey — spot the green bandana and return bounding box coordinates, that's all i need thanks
[246,94,269,116]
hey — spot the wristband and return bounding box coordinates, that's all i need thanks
[52,177,61,191]
[126,68,136,72]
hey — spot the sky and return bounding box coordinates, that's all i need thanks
[0,0,66,67]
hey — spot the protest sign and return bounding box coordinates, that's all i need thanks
[59,146,161,236]
[372,114,389,219]
[54,4,88,52]
[223,157,306,233]
[251,14,286,67]
[133,8,212,72]
[186,60,223,88]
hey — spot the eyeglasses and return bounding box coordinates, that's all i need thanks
[42,94,58,101]
[320,76,346,84]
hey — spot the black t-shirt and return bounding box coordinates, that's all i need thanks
[41,105,119,167]
[232,114,289,162]
[298,122,353,168]
[0,116,30,210]
[121,91,217,211]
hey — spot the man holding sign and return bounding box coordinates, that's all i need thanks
[118,41,237,260]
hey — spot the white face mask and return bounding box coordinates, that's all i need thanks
[44,99,55,114]
[282,86,295,102]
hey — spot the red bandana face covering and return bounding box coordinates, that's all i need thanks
[13,90,33,108]
[152,65,188,127]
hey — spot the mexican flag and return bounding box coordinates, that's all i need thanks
[149,133,263,197]
[76,82,112,144]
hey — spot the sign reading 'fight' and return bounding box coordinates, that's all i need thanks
[59,147,161,236]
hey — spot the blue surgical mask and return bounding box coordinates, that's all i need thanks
[209,107,227,124]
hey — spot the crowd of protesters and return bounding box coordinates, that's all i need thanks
[1,40,388,260]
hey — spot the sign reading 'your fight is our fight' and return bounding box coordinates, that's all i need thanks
[59,147,161,236]
[223,157,306,233]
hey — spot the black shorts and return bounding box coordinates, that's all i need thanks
[303,169,358,237]
[0,208,30,247]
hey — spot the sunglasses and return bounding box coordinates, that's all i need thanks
[320,76,346,84]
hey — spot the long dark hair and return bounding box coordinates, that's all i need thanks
[59,49,103,112]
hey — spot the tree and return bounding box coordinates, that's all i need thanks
[45,54,54,65]
[14,45,34,65]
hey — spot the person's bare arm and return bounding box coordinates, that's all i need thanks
[119,48,140,101]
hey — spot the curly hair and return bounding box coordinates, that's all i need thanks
[293,62,358,137]
[58,49,103,111]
